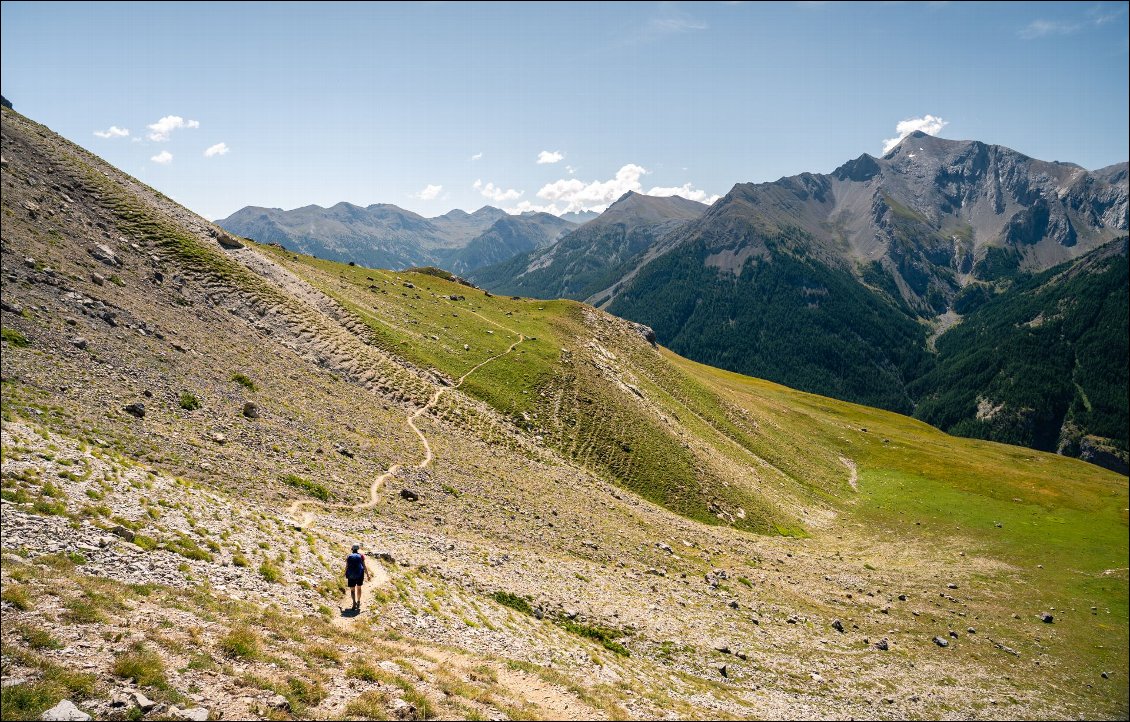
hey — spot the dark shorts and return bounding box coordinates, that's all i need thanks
[347,576,363,588]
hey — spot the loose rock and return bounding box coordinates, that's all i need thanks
[40,700,91,721]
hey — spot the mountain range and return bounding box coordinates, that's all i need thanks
[470,133,1129,471]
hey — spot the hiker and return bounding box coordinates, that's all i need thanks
[344,544,372,611]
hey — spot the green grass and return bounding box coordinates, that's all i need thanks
[259,560,284,583]
[230,373,257,391]
[1,585,32,610]
[1,328,30,347]
[112,643,168,689]
[178,392,202,411]
[281,473,330,501]
[219,626,260,659]
[490,591,533,616]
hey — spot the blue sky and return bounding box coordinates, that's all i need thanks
[2,1,1127,220]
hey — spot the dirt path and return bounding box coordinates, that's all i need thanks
[839,455,859,492]
[283,330,525,528]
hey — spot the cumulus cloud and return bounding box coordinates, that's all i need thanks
[150,150,173,165]
[94,125,129,139]
[536,163,647,212]
[881,114,948,154]
[473,179,523,203]
[647,183,721,205]
[503,200,564,216]
[203,142,229,157]
[147,115,200,141]
[471,152,483,161]
[530,164,718,213]
[414,184,443,200]
[536,150,564,164]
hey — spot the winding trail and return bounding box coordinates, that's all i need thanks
[284,329,526,530]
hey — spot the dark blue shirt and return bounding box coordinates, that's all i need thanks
[345,552,365,580]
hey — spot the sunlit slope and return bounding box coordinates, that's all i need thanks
[674,351,1128,690]
[254,247,861,535]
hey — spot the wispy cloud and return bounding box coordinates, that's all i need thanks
[565,165,577,175]
[1088,3,1128,25]
[473,179,523,203]
[881,114,948,154]
[147,115,200,141]
[634,3,708,43]
[150,150,173,165]
[203,142,229,157]
[93,125,129,139]
[414,184,443,200]
[471,151,483,161]
[1018,19,1080,39]
[536,150,564,164]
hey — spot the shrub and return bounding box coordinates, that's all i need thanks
[231,552,249,567]
[259,560,283,583]
[17,624,62,650]
[1,328,30,347]
[344,690,392,719]
[281,473,330,501]
[112,643,168,689]
[219,626,260,659]
[490,591,532,616]
[1,585,32,610]
[178,392,202,411]
[230,373,257,391]
[559,620,630,656]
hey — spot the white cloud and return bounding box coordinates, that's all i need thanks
[147,115,200,141]
[203,142,229,157]
[414,184,443,200]
[881,114,948,154]
[93,125,129,139]
[536,150,565,164]
[471,152,483,161]
[536,163,647,213]
[150,150,173,165]
[1018,19,1080,39]
[503,200,564,216]
[473,179,523,203]
[647,183,721,205]
[565,165,576,175]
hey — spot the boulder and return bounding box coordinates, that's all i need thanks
[88,243,122,267]
[40,700,91,721]
[109,525,135,543]
[242,402,259,419]
[168,706,210,722]
[933,636,949,648]
[124,402,146,418]
[832,619,844,633]
[209,227,243,249]
[400,488,419,502]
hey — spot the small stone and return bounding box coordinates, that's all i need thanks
[70,337,88,350]
[898,594,907,601]
[400,488,419,501]
[717,664,728,678]
[946,583,958,589]
[123,402,146,418]
[389,698,416,720]
[168,707,210,722]
[874,638,889,651]
[88,243,122,267]
[130,691,156,711]
[949,630,959,638]
[266,694,289,710]
[1041,613,1054,624]
[1102,672,1110,679]
[933,636,949,648]
[713,641,731,654]
[40,700,91,721]
[242,402,259,418]
[91,272,106,286]
[832,619,844,633]
[211,432,226,444]
[967,627,976,634]
[109,526,135,542]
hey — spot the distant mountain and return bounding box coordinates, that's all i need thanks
[443,212,577,275]
[560,210,600,224]
[216,203,505,269]
[469,191,708,301]
[598,134,1127,467]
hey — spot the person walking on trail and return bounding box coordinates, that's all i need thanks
[344,544,372,611]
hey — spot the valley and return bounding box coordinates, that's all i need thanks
[2,103,1128,722]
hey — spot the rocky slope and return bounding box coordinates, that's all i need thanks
[2,106,1127,722]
